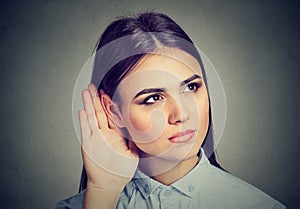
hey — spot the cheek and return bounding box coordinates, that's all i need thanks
[198,93,210,133]
[126,106,168,144]
[133,137,172,156]
[128,108,152,131]
[188,89,209,135]
[128,106,167,132]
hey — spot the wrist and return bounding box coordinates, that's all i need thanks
[86,180,125,193]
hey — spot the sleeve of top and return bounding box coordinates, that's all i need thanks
[55,190,86,209]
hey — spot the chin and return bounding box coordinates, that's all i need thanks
[138,141,202,161]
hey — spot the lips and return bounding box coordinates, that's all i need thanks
[169,130,196,143]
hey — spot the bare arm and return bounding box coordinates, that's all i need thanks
[79,84,139,209]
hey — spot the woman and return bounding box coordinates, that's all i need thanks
[56,12,286,209]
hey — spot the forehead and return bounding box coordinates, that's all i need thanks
[130,47,202,76]
[115,48,203,101]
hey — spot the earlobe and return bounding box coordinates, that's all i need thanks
[100,89,125,128]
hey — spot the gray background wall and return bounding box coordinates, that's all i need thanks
[1,0,299,208]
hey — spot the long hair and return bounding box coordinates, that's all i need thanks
[79,12,224,193]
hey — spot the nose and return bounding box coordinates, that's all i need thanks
[168,95,190,125]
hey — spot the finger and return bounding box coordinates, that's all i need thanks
[78,109,91,144]
[88,83,99,98]
[82,89,98,131]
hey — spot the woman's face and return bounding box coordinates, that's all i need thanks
[114,48,209,162]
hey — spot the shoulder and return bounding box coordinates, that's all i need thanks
[201,164,286,209]
[55,190,86,209]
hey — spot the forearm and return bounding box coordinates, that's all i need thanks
[82,186,123,209]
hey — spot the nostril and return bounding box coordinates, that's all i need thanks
[169,111,190,125]
[168,96,190,124]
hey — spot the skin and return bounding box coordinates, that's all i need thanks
[103,48,210,183]
[80,86,139,209]
[80,48,210,208]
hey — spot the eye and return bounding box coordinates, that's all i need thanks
[183,82,202,93]
[142,94,164,105]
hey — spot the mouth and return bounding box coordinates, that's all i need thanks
[168,130,196,143]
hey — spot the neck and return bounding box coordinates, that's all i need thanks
[138,154,199,185]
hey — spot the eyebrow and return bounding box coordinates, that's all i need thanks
[134,88,167,99]
[133,74,202,99]
[180,74,202,86]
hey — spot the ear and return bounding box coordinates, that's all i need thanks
[100,89,125,128]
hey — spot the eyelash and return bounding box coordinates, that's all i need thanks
[183,82,202,93]
[142,94,164,105]
[141,82,202,106]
